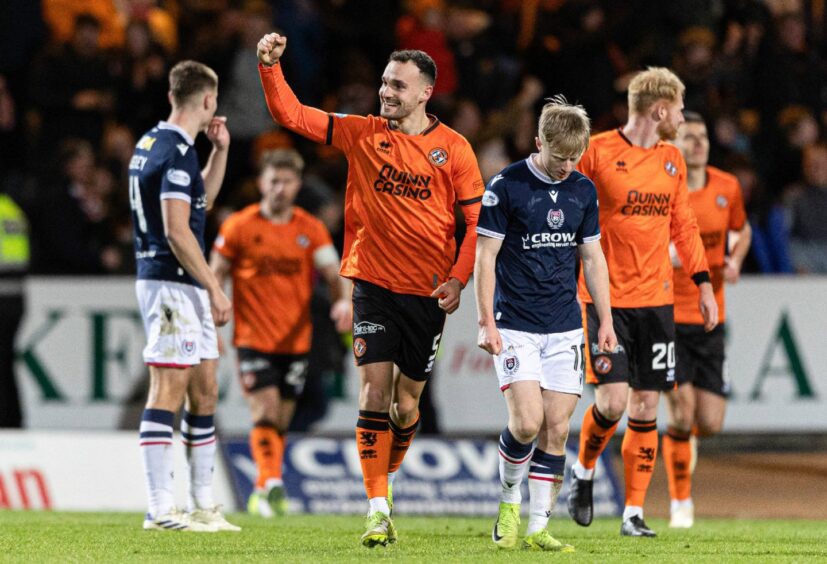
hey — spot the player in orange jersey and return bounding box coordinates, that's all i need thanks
[566,68,718,537]
[211,149,351,518]
[662,112,751,528]
[256,33,484,546]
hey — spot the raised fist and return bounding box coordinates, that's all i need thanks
[257,33,287,66]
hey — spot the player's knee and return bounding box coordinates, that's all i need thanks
[597,395,626,421]
[696,418,722,437]
[360,383,390,411]
[510,417,542,444]
[394,394,420,423]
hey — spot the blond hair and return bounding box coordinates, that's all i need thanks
[258,148,305,175]
[537,95,591,156]
[627,67,685,115]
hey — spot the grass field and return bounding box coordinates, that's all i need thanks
[1,512,825,563]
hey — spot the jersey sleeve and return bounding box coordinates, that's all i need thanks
[259,63,337,144]
[576,179,601,244]
[159,152,197,203]
[308,216,339,269]
[670,156,710,281]
[476,173,509,240]
[729,179,748,231]
[448,141,485,285]
[212,214,240,260]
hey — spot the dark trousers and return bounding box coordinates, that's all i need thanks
[0,294,24,427]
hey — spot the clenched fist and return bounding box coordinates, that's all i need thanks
[257,33,287,67]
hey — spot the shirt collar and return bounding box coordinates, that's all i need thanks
[157,121,195,145]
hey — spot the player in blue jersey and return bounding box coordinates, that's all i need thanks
[475,96,616,551]
[129,60,238,532]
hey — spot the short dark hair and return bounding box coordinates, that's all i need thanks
[388,50,437,85]
[168,60,218,107]
[683,111,705,125]
[258,148,305,175]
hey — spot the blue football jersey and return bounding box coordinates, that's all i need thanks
[128,121,207,286]
[476,155,600,334]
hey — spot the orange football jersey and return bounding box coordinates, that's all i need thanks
[577,129,709,308]
[673,166,747,324]
[213,204,333,354]
[259,63,484,297]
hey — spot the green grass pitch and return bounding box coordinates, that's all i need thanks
[1,512,825,563]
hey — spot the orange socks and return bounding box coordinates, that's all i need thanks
[388,414,419,474]
[250,422,285,489]
[578,404,620,470]
[663,426,692,501]
[621,418,658,507]
[356,410,391,499]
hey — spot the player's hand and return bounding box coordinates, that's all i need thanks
[330,298,352,333]
[205,116,229,150]
[597,319,617,353]
[209,287,232,327]
[257,33,287,66]
[431,277,462,314]
[477,323,502,355]
[723,256,742,283]
[698,282,718,332]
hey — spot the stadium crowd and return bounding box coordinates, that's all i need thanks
[0,0,825,277]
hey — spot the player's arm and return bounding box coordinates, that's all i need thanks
[670,164,717,331]
[724,221,752,283]
[315,244,352,333]
[209,250,232,292]
[579,240,617,353]
[257,33,331,144]
[474,235,503,355]
[435,145,485,314]
[162,199,231,326]
[201,117,230,209]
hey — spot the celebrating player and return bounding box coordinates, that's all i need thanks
[210,148,351,517]
[257,33,484,546]
[476,97,616,552]
[663,112,751,528]
[129,60,239,532]
[567,67,717,537]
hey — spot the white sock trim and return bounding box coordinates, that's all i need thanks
[623,505,643,521]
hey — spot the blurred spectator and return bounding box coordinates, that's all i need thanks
[0,177,30,428]
[214,2,280,193]
[42,0,125,49]
[126,0,179,54]
[396,0,458,100]
[29,138,122,274]
[786,143,827,273]
[728,155,793,273]
[111,20,169,136]
[29,13,116,153]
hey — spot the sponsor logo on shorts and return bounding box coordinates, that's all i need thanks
[354,338,367,358]
[594,355,612,374]
[666,368,675,382]
[353,321,386,336]
[181,340,195,356]
[239,358,270,373]
[547,208,565,230]
[428,147,448,167]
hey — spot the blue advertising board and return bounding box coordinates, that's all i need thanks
[223,436,621,517]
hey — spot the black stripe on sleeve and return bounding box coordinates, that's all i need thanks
[692,271,711,285]
[325,114,334,145]
[458,195,483,206]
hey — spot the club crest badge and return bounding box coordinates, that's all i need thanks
[428,147,448,167]
[665,160,678,177]
[547,209,565,230]
[502,355,520,375]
